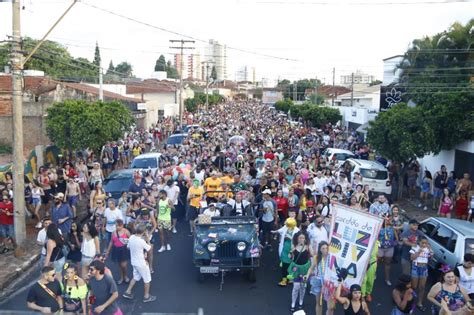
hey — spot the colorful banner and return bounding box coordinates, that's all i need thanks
[323,204,383,299]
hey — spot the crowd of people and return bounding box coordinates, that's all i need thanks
[0,102,472,314]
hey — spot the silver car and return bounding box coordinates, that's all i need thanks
[419,217,474,269]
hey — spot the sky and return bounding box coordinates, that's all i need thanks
[0,0,472,85]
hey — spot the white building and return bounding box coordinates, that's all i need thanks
[236,66,255,83]
[207,39,227,81]
[340,70,376,86]
[333,84,381,130]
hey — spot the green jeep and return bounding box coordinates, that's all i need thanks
[193,215,261,284]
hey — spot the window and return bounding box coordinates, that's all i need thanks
[131,158,158,169]
[432,225,454,251]
[360,168,388,180]
[465,239,474,256]
[419,220,437,237]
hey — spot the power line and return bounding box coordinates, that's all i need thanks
[79,1,298,62]
[253,0,472,5]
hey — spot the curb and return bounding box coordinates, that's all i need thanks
[0,252,40,299]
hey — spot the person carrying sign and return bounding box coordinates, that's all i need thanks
[335,282,371,315]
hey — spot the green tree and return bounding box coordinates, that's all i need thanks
[369,79,382,86]
[106,60,115,75]
[0,37,98,81]
[155,55,167,72]
[184,98,198,113]
[397,19,474,151]
[274,99,293,113]
[93,42,101,67]
[45,100,134,154]
[166,60,180,79]
[211,66,217,81]
[367,103,435,199]
[115,61,133,78]
[309,93,325,105]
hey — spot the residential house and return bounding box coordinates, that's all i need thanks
[0,74,143,152]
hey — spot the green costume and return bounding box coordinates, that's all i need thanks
[361,240,379,296]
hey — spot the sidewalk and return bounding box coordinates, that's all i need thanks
[0,222,40,294]
[0,198,89,301]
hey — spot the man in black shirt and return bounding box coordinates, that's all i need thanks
[27,266,63,314]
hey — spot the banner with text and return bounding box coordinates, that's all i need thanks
[322,204,383,299]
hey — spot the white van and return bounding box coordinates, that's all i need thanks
[130,152,163,176]
[342,159,392,195]
[322,148,355,166]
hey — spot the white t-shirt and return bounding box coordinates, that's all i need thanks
[307,223,329,248]
[164,185,180,205]
[37,229,47,255]
[194,170,205,184]
[103,208,123,233]
[409,245,431,264]
[203,209,220,217]
[128,235,151,267]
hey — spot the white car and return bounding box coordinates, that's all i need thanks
[130,152,163,176]
[323,148,355,166]
[342,158,392,194]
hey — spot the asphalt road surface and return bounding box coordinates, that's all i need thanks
[0,221,434,315]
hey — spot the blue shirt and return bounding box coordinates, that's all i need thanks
[51,203,73,235]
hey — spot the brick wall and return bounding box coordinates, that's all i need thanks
[0,116,49,152]
[0,95,12,116]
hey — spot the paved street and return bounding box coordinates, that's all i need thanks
[0,219,434,315]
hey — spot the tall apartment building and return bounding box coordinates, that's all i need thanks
[207,39,227,81]
[174,54,202,80]
[340,70,375,86]
[236,65,256,83]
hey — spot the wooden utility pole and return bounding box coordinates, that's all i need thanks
[170,40,194,128]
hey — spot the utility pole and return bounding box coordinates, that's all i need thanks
[314,76,318,104]
[170,39,194,129]
[350,72,354,107]
[10,0,76,252]
[201,60,215,111]
[332,67,335,106]
[99,65,103,101]
[11,0,26,249]
[293,81,297,102]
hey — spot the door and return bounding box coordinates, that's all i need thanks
[431,224,458,268]
[454,150,474,182]
[419,220,439,267]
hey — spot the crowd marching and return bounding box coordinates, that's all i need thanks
[0,101,473,315]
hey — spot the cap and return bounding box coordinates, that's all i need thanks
[409,219,419,225]
[350,284,362,293]
[55,192,65,199]
[209,203,216,207]
[262,189,272,195]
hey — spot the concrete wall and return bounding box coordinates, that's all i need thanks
[418,141,474,178]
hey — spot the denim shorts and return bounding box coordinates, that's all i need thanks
[52,257,65,273]
[32,197,41,207]
[0,224,14,238]
[411,264,428,278]
[310,276,323,295]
